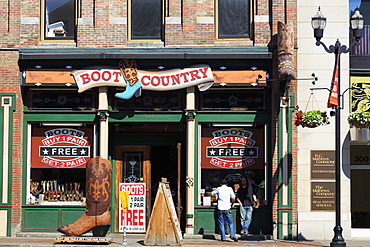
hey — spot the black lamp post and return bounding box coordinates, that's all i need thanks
[311,6,364,247]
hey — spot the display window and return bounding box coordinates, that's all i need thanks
[27,123,95,205]
[199,124,267,206]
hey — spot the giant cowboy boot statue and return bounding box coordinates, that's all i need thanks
[57,156,112,236]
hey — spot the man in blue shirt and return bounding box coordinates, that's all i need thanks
[211,179,238,242]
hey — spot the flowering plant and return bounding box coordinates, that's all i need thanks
[348,111,370,129]
[294,110,330,128]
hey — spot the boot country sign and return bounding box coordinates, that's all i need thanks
[71,60,214,99]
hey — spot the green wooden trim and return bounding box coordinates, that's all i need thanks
[276,93,295,239]
[110,158,116,230]
[109,112,184,123]
[193,118,199,235]
[0,207,12,236]
[0,94,16,237]
[23,112,97,122]
[21,206,85,232]
[277,209,293,240]
[195,112,270,123]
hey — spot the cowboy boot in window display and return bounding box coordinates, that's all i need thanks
[57,156,112,236]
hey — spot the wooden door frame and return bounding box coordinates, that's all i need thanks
[114,145,151,232]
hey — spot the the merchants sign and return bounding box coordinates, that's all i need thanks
[72,64,214,93]
[119,183,146,233]
[311,182,335,211]
[311,150,335,180]
[32,127,93,168]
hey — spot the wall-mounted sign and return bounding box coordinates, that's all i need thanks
[119,183,146,233]
[350,144,370,165]
[311,182,335,211]
[201,127,264,169]
[350,76,370,112]
[72,64,214,93]
[31,127,93,168]
[311,150,335,180]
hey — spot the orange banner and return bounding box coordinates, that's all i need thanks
[327,44,340,108]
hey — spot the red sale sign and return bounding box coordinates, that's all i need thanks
[119,183,146,233]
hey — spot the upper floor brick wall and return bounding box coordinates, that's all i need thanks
[0,0,296,49]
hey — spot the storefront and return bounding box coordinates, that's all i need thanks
[19,48,275,235]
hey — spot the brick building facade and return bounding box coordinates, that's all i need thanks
[0,0,298,239]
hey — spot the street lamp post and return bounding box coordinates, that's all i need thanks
[311,7,364,247]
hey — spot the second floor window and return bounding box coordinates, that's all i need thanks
[43,0,76,40]
[129,0,162,40]
[217,0,251,39]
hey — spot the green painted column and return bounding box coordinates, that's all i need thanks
[276,93,294,239]
[0,94,16,237]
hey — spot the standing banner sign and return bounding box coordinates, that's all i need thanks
[119,183,146,233]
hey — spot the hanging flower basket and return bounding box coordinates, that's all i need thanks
[294,110,330,128]
[348,111,370,129]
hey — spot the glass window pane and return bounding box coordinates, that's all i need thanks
[131,0,162,39]
[45,0,75,40]
[199,89,268,111]
[28,89,97,110]
[200,124,266,206]
[123,153,143,183]
[113,90,184,111]
[218,0,250,39]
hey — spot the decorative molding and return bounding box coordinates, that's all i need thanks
[184,109,197,121]
[96,110,109,121]
[197,17,213,24]
[165,17,181,24]
[21,17,39,24]
[254,15,270,23]
[109,18,126,25]
[78,17,93,25]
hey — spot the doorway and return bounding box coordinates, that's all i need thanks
[351,169,370,237]
[115,144,182,233]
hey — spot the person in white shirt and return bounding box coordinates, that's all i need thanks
[211,179,238,242]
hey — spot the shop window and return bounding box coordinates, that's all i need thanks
[199,124,266,207]
[42,0,76,40]
[123,153,143,183]
[113,90,184,111]
[199,89,268,111]
[27,89,97,110]
[129,0,163,40]
[216,0,251,39]
[27,123,95,205]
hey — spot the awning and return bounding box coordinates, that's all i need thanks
[19,47,272,60]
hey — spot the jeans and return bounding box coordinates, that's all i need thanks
[217,210,236,240]
[240,205,253,232]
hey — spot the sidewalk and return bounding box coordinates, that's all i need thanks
[0,232,369,247]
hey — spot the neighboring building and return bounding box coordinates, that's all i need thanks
[298,0,370,241]
[0,0,299,240]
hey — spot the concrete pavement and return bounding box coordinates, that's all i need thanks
[0,232,369,247]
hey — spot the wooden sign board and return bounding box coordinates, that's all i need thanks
[311,181,335,211]
[311,150,335,180]
[144,178,183,246]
